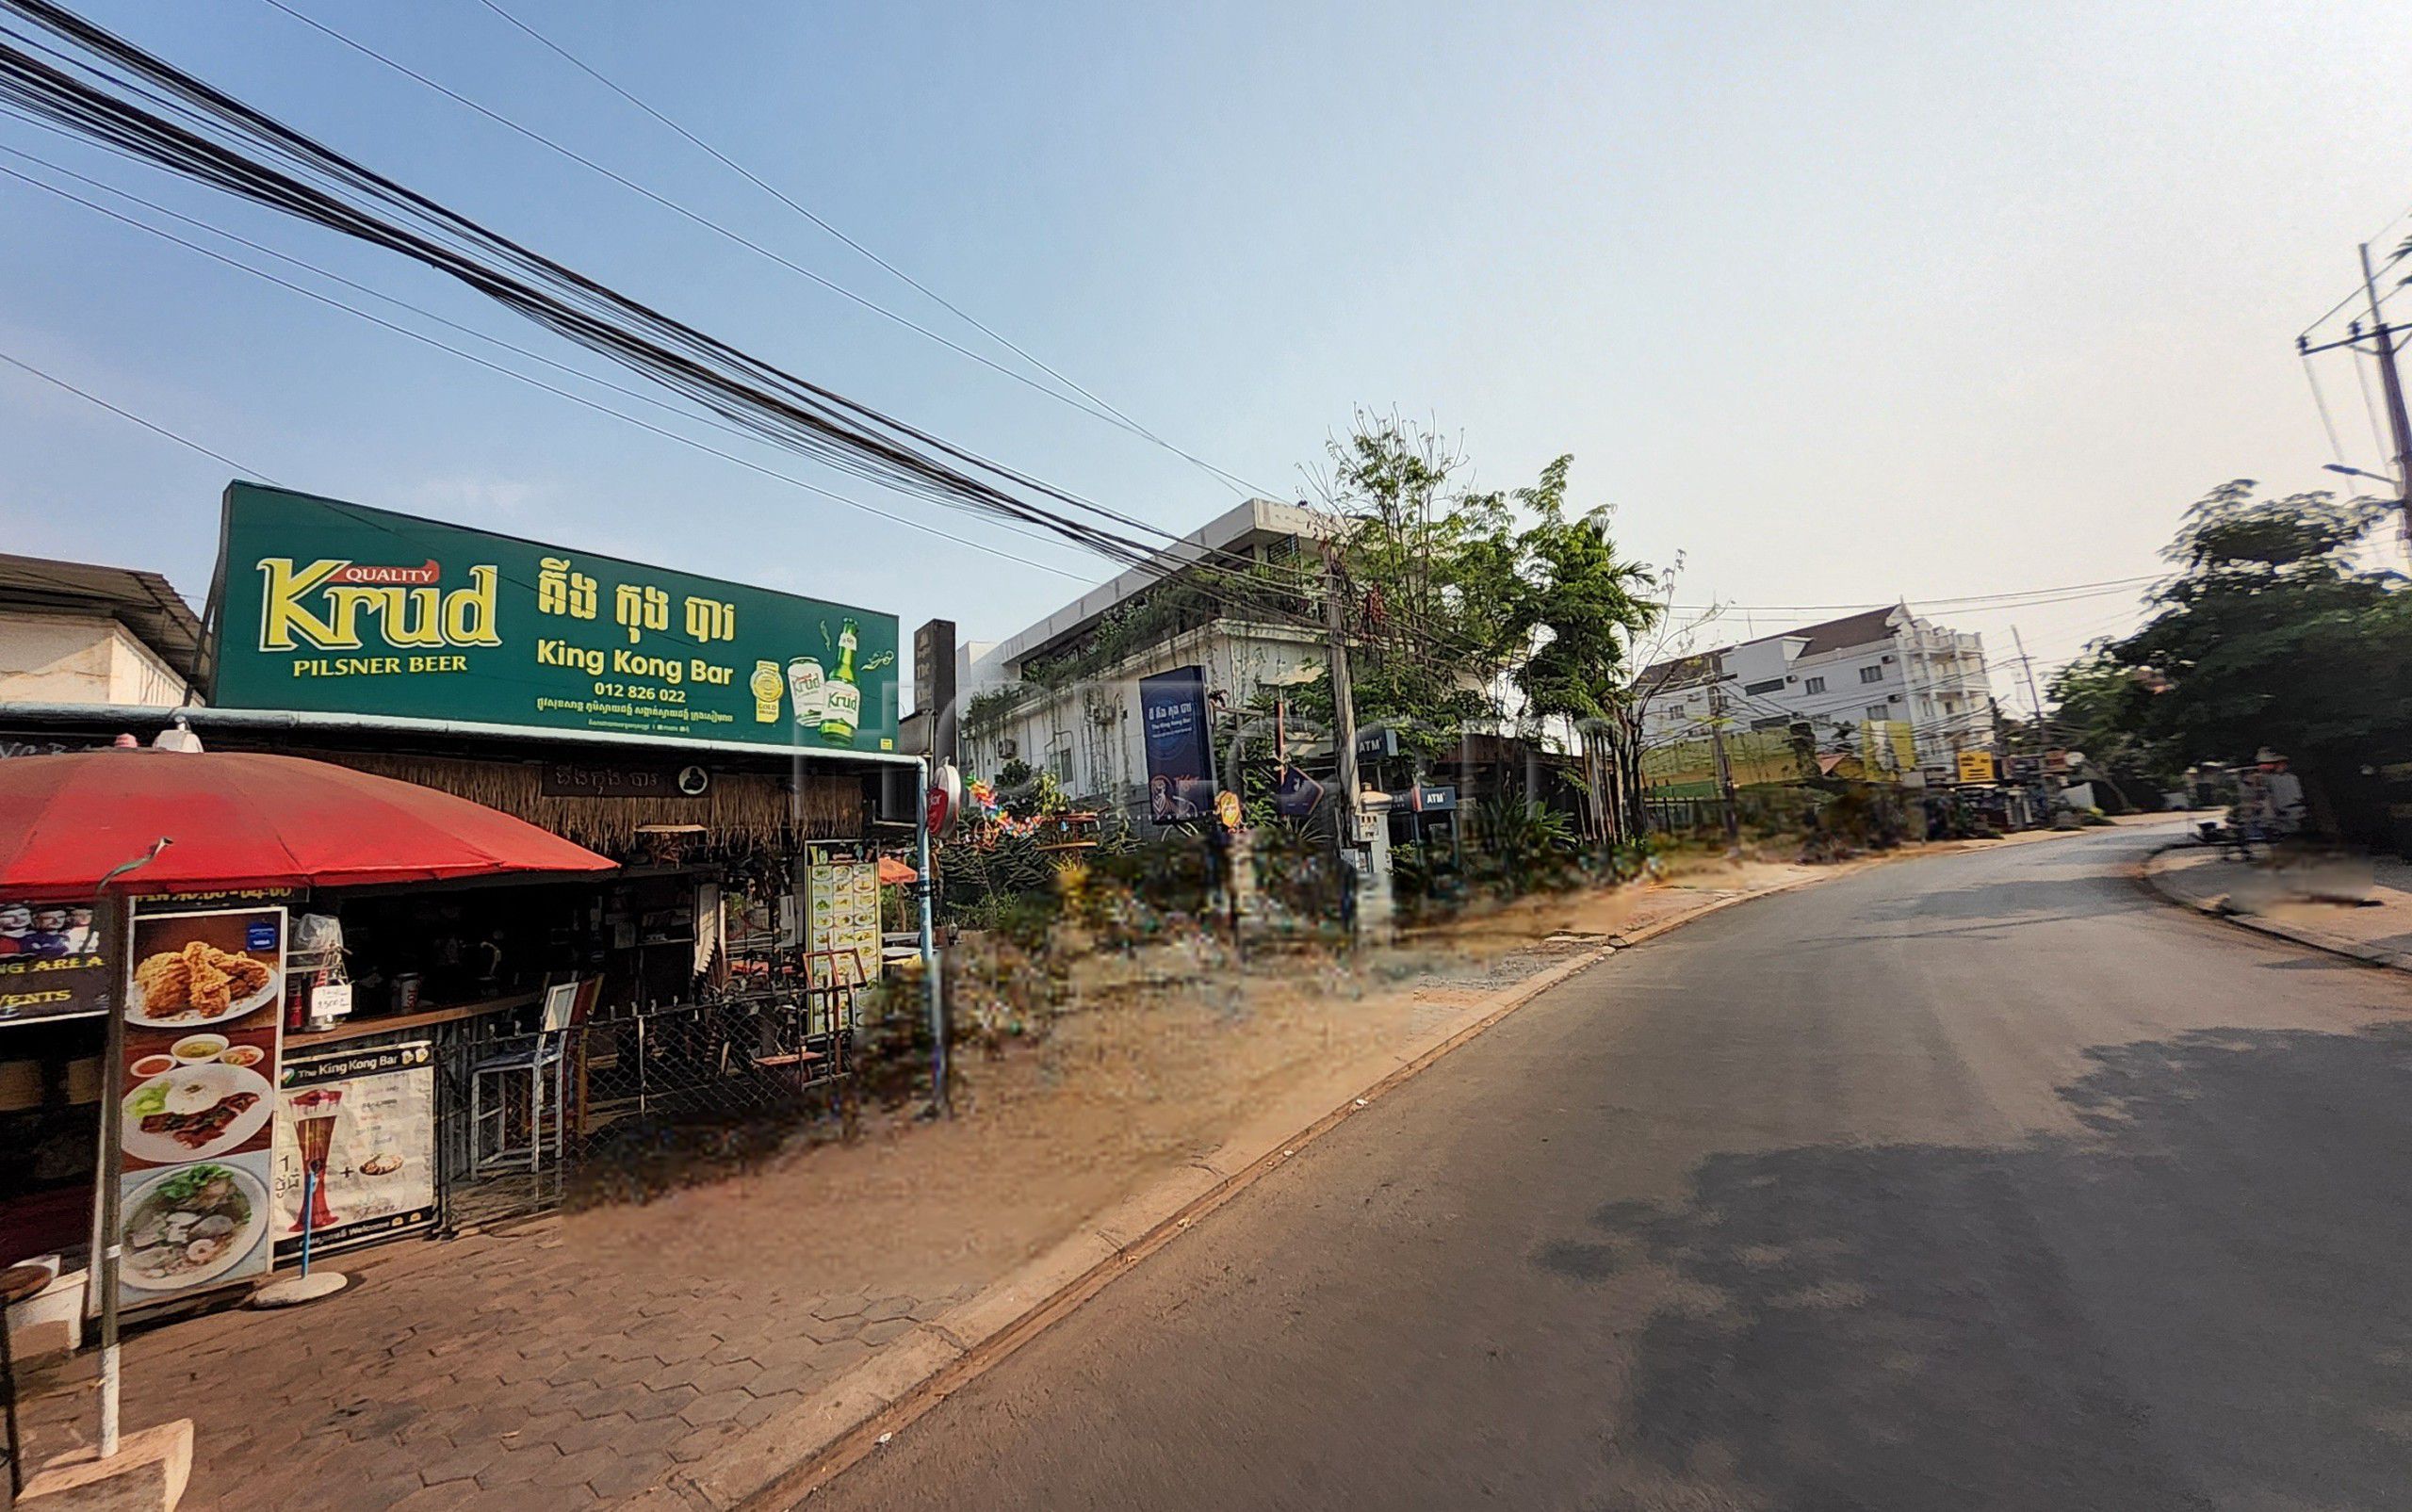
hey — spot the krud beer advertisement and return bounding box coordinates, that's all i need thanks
[205,482,902,754]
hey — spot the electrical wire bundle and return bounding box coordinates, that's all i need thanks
[0,0,1322,626]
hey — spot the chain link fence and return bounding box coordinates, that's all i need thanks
[436,989,861,1227]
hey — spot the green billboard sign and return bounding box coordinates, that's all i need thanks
[206,483,902,755]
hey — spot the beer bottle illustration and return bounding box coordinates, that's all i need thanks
[748,660,783,723]
[818,620,862,745]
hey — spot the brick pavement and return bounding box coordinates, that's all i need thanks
[18,1218,979,1511]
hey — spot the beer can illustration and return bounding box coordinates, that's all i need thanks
[787,657,827,727]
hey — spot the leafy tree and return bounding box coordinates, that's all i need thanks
[1307,421,1670,839]
[1311,412,1520,754]
[1502,457,1665,728]
[1497,458,1670,844]
[2045,652,2176,797]
[2076,480,2412,840]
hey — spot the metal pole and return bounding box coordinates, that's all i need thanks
[2010,625,2046,726]
[2358,242,2412,537]
[91,839,166,1463]
[97,894,126,1461]
[1708,679,1741,851]
[1323,550,1362,832]
[918,761,946,1115]
[298,1167,318,1279]
[1322,546,1370,940]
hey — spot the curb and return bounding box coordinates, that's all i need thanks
[644,836,2072,1511]
[2136,843,2412,975]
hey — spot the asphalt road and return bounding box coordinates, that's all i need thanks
[808,825,2412,1511]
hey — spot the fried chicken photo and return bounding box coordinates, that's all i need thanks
[221,954,270,998]
[184,938,235,1017]
[133,951,193,1011]
[133,939,271,1017]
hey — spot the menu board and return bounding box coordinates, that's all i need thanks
[109,905,285,1309]
[805,859,881,993]
[273,1041,439,1259]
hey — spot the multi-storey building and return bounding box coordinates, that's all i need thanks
[957,498,1338,822]
[1638,604,1992,772]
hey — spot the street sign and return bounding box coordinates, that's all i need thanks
[1956,751,1997,785]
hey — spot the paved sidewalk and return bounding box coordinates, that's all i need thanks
[10,847,1999,1512]
[2145,843,2412,970]
[19,1209,986,1511]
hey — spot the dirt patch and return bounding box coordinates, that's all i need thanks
[540,854,1817,1305]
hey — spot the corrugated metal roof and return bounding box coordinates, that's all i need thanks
[0,551,201,676]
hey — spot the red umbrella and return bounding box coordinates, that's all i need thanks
[0,748,616,896]
[875,855,920,886]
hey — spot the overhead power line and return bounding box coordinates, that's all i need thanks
[252,0,1248,495]
[0,345,281,480]
[2298,213,2412,342]
[1658,575,2159,621]
[0,0,1325,629]
[2302,351,2351,467]
[463,0,1275,504]
[0,142,1100,581]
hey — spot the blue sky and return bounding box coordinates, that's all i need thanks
[5,0,2410,694]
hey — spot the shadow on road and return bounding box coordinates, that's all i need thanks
[1534,1022,2412,1510]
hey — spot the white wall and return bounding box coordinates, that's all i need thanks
[963,620,1325,813]
[1640,611,1989,766]
[0,610,188,706]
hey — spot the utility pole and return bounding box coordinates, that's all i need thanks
[2358,241,2412,538]
[1322,544,1391,938]
[1323,545,1362,827]
[2005,625,2054,827]
[1707,676,1740,851]
[2010,625,2047,735]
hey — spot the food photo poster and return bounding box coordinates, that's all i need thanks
[112,905,286,1308]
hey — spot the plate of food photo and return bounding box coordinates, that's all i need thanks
[126,939,280,1028]
[120,1162,269,1293]
[122,1061,275,1164]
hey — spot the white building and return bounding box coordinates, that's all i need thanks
[0,552,199,708]
[1639,604,1992,772]
[958,498,1338,821]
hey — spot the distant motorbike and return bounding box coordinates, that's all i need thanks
[2196,815,2263,861]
